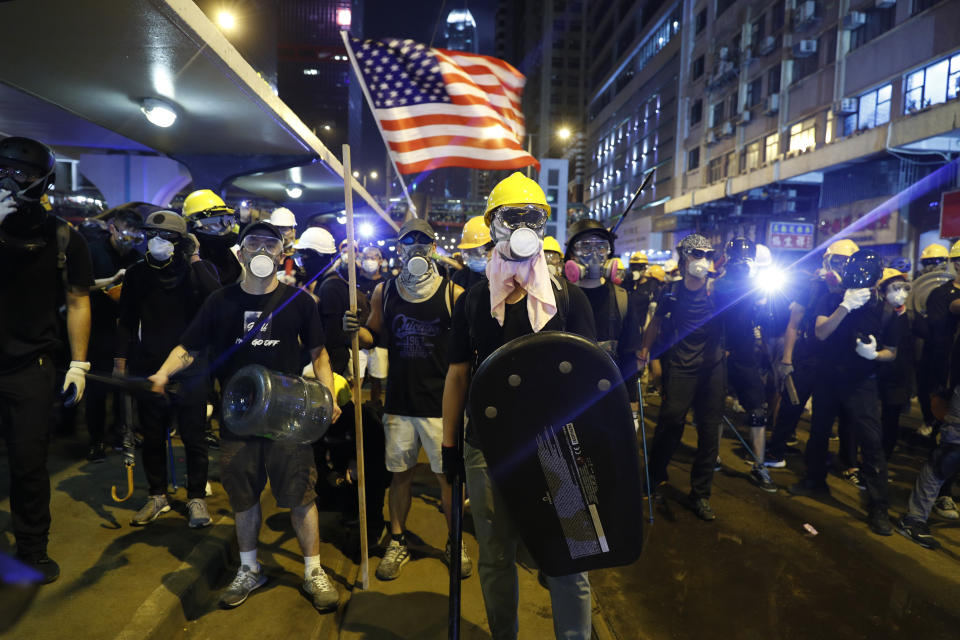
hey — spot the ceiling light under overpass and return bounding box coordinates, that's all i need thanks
[217,11,237,30]
[359,222,373,237]
[140,98,178,128]
[285,183,304,199]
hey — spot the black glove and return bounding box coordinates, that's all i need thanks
[342,309,360,335]
[442,445,465,484]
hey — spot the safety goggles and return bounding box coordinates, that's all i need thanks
[573,238,611,260]
[399,231,434,246]
[241,234,284,255]
[544,251,562,267]
[887,281,911,293]
[0,166,41,184]
[685,248,716,261]
[193,213,237,230]
[825,255,849,272]
[144,228,180,242]
[494,205,548,230]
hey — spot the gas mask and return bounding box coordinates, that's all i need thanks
[565,236,610,284]
[241,234,283,279]
[630,265,646,281]
[544,251,562,278]
[401,244,432,277]
[0,165,52,205]
[687,259,710,279]
[490,205,547,261]
[147,236,176,262]
[886,285,909,308]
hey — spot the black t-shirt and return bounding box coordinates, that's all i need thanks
[180,283,325,388]
[0,215,94,373]
[116,259,221,372]
[632,278,658,321]
[451,267,485,291]
[877,308,912,403]
[316,273,370,375]
[357,273,384,297]
[813,293,902,383]
[87,237,141,339]
[790,277,831,364]
[714,275,760,363]
[925,281,960,349]
[653,280,723,371]
[580,282,644,369]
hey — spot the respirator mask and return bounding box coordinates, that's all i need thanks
[241,234,284,278]
[564,236,610,284]
[490,205,547,261]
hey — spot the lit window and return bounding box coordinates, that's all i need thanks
[788,117,816,152]
[744,141,760,170]
[303,68,319,76]
[905,52,960,112]
[764,132,780,162]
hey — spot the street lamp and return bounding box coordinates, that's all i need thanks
[216,10,236,31]
[557,127,572,141]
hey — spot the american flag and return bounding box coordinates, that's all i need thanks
[349,37,538,175]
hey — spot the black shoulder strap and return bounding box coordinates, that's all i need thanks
[446,279,455,319]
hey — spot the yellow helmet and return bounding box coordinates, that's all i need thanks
[664,259,678,273]
[484,172,550,225]
[332,373,351,407]
[922,243,950,260]
[951,239,960,259]
[647,265,666,282]
[458,215,491,249]
[182,189,233,218]
[878,267,909,289]
[630,251,649,264]
[543,235,563,254]
[825,238,859,257]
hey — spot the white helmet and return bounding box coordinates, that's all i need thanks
[294,226,336,254]
[269,207,297,227]
[755,243,773,268]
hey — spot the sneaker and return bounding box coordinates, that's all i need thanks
[895,516,940,549]
[715,456,723,471]
[933,496,960,520]
[220,564,267,608]
[86,442,106,463]
[187,498,212,528]
[918,423,934,438]
[17,553,60,584]
[375,539,410,581]
[302,567,339,612]
[690,497,716,521]
[867,508,893,536]
[204,431,220,450]
[763,454,786,469]
[788,479,830,497]
[842,468,866,490]
[785,436,800,448]
[750,466,777,493]
[443,539,473,579]
[131,494,171,526]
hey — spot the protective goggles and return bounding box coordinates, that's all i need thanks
[573,238,611,260]
[493,205,548,230]
[887,281,911,293]
[241,234,284,255]
[193,213,237,230]
[399,231,434,246]
[143,228,177,242]
[684,248,716,261]
[544,251,562,267]
[825,255,849,272]
[116,226,146,243]
[0,166,42,184]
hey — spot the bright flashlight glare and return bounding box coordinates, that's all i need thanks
[359,222,374,238]
[217,11,236,30]
[755,267,787,293]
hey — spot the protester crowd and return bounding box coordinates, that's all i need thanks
[3,135,960,639]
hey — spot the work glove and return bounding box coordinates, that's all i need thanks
[342,309,360,335]
[856,334,879,360]
[0,189,17,225]
[442,445,465,484]
[277,271,296,285]
[183,233,201,259]
[840,288,871,312]
[775,361,794,380]
[62,360,91,406]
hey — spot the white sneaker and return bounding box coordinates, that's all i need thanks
[220,565,267,608]
[302,567,339,611]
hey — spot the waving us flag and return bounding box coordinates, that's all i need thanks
[347,36,538,175]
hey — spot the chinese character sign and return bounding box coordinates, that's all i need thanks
[768,221,814,251]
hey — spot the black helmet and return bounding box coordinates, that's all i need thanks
[842,249,884,289]
[725,237,756,263]
[0,136,56,201]
[565,218,614,261]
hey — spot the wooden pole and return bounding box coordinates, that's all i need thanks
[342,143,370,590]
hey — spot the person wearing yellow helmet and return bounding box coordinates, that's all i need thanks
[181,189,241,284]
[626,251,649,290]
[875,268,912,460]
[919,242,949,275]
[542,235,563,278]
[452,215,492,290]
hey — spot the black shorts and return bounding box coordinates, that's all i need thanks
[219,435,318,512]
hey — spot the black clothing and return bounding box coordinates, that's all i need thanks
[653,281,723,372]
[791,278,831,365]
[813,294,902,383]
[714,276,760,363]
[180,283,325,390]
[768,357,816,459]
[87,237,139,334]
[876,309,912,406]
[195,231,242,285]
[316,273,370,376]
[580,282,644,375]
[382,279,454,418]
[632,278,658,321]
[357,273,385,297]
[140,393,208,499]
[451,267,485,291]
[0,215,94,373]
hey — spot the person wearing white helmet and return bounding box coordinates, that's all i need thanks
[269,207,297,254]
[292,226,337,293]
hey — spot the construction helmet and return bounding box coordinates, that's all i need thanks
[920,243,949,261]
[664,259,678,273]
[877,267,909,290]
[630,251,649,264]
[842,248,884,289]
[182,189,233,218]
[542,235,563,255]
[458,215,491,249]
[949,240,960,259]
[825,238,859,257]
[269,207,297,227]
[647,264,666,282]
[484,172,550,225]
[294,226,336,254]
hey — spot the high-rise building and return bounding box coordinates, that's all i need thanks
[444,8,478,54]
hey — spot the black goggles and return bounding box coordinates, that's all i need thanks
[0,166,41,183]
[144,228,180,242]
[494,205,548,230]
[685,248,716,261]
[399,232,434,246]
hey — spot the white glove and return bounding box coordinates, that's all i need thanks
[840,288,871,312]
[277,271,296,285]
[855,335,878,361]
[62,360,91,404]
[0,189,16,225]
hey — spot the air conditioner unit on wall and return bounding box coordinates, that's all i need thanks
[721,121,734,136]
[758,35,776,55]
[834,98,858,115]
[793,39,817,57]
[842,11,866,30]
[707,130,717,145]
[764,93,780,114]
[739,110,752,124]
[718,46,730,60]
[794,1,816,27]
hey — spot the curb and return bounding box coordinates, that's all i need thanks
[113,513,236,640]
[592,598,617,640]
[310,543,360,640]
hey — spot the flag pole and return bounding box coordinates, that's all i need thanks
[342,143,370,591]
[341,30,419,218]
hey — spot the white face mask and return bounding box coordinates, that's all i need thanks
[361,259,379,274]
[248,253,277,278]
[148,236,175,261]
[491,217,542,261]
[886,289,908,307]
[687,258,710,279]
